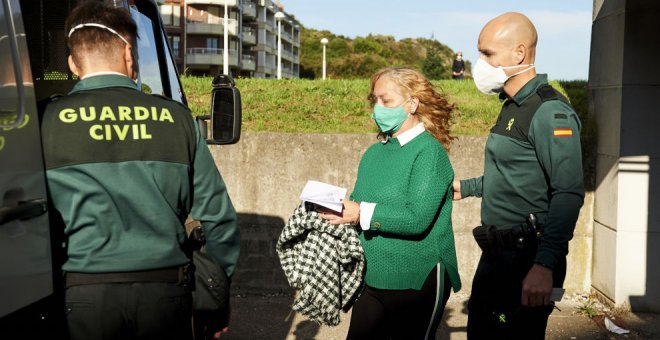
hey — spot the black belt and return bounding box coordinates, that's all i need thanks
[65,267,185,288]
[473,224,538,257]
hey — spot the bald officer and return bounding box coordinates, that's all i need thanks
[40,2,239,339]
[453,12,584,339]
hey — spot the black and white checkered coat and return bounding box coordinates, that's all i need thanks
[276,202,365,326]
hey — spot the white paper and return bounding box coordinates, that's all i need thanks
[604,317,630,335]
[299,180,347,213]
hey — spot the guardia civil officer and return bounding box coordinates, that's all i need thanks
[40,2,239,339]
[452,12,584,339]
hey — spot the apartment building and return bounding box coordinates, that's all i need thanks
[160,0,301,78]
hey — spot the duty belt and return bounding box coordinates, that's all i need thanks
[64,266,188,288]
[472,214,542,257]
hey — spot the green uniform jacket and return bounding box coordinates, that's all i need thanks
[351,131,461,291]
[461,74,584,269]
[41,75,240,276]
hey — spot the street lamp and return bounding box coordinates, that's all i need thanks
[320,38,329,80]
[275,11,285,79]
[223,2,229,75]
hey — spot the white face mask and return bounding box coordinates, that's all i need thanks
[472,58,535,95]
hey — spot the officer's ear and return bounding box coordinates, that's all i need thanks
[124,43,138,80]
[513,43,527,64]
[68,55,80,78]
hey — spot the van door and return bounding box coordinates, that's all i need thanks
[0,0,53,321]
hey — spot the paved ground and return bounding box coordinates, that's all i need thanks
[222,291,660,340]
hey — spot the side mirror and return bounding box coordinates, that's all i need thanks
[197,74,242,145]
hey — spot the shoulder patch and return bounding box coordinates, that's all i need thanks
[553,128,573,137]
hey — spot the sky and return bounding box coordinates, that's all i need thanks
[281,1,593,80]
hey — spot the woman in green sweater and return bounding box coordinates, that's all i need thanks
[320,67,461,339]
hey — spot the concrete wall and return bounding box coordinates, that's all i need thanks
[589,0,660,312]
[209,132,593,295]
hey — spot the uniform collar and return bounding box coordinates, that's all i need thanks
[70,74,138,94]
[499,74,549,105]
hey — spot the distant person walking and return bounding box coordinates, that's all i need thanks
[452,52,465,79]
[453,12,584,340]
[319,67,461,340]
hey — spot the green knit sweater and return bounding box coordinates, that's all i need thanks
[350,131,461,291]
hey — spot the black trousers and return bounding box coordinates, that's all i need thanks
[65,282,193,340]
[466,247,567,340]
[346,264,452,340]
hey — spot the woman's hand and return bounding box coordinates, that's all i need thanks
[318,200,360,225]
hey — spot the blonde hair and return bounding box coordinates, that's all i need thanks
[368,67,455,151]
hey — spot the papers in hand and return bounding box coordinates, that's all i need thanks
[299,180,347,213]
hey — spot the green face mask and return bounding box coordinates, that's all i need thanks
[371,103,408,134]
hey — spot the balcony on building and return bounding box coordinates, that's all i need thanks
[186,47,239,67]
[281,49,294,62]
[187,17,238,36]
[257,61,276,75]
[281,29,293,44]
[258,9,275,32]
[242,54,256,71]
[242,26,256,45]
[257,33,275,54]
[242,0,257,19]
[281,60,294,76]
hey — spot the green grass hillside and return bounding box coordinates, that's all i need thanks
[182,76,588,137]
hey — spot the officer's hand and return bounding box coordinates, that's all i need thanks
[452,180,462,200]
[213,326,229,339]
[521,264,553,307]
[213,303,231,339]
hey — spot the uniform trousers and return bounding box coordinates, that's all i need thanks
[466,246,567,340]
[65,281,192,340]
[346,264,452,340]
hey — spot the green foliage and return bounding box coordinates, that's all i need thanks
[183,76,513,135]
[422,45,448,80]
[553,80,596,189]
[554,80,591,135]
[300,28,457,80]
[353,37,383,55]
[181,76,588,137]
[576,296,602,318]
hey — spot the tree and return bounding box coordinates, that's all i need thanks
[422,45,448,80]
[299,28,458,79]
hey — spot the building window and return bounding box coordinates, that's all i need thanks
[207,37,219,50]
[169,35,180,58]
[160,4,180,26]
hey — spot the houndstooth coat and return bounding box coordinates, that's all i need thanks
[276,202,365,326]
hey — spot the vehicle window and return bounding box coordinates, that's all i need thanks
[129,6,164,96]
[161,29,184,103]
[18,0,181,103]
[20,0,77,102]
[0,0,19,127]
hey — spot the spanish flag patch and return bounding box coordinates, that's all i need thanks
[554,128,573,137]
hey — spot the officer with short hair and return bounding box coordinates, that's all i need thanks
[453,12,584,339]
[40,2,239,339]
